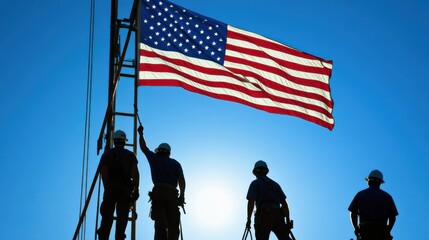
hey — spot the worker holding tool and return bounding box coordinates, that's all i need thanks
[348,169,398,240]
[246,160,293,240]
[138,125,186,240]
[97,130,140,240]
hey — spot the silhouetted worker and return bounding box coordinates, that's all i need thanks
[348,169,398,240]
[97,130,140,240]
[138,125,186,240]
[246,160,292,240]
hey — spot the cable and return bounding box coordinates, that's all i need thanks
[78,0,96,239]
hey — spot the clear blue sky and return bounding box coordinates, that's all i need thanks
[1,0,428,239]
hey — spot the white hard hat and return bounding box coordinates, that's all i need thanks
[155,143,171,153]
[365,169,384,183]
[113,130,127,141]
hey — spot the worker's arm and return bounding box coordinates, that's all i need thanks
[131,163,140,189]
[178,175,186,197]
[137,126,149,153]
[387,216,396,232]
[100,165,110,188]
[247,199,255,225]
[177,175,186,211]
[177,176,186,207]
[280,198,291,224]
[350,212,359,236]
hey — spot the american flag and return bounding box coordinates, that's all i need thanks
[138,0,334,130]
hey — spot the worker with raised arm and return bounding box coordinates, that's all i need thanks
[97,130,140,240]
[348,169,398,240]
[246,160,292,240]
[138,125,186,240]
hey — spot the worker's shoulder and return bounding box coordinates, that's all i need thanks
[122,148,138,158]
[169,157,181,164]
[111,147,137,158]
[377,188,394,199]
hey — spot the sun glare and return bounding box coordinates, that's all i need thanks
[191,181,235,229]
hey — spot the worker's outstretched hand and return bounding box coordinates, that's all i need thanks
[137,125,144,135]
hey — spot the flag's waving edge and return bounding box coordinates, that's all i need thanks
[138,0,334,130]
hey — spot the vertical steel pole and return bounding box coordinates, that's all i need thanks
[107,0,118,150]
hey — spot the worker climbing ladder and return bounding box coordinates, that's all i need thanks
[73,0,141,239]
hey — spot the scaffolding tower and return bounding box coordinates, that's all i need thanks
[73,0,140,239]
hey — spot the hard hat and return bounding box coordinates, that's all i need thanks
[113,130,127,141]
[155,143,171,153]
[253,160,269,171]
[365,169,384,183]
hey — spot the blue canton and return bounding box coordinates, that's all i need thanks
[140,0,228,64]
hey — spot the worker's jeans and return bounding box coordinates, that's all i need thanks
[150,185,180,240]
[254,208,291,240]
[97,182,132,240]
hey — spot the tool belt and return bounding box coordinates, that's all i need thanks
[148,183,178,201]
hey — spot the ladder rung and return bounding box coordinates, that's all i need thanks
[125,143,135,147]
[122,63,135,68]
[120,73,135,78]
[114,112,135,117]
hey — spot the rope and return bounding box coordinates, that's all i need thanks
[78,0,96,239]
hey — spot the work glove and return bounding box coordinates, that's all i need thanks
[246,220,251,229]
[137,125,144,135]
